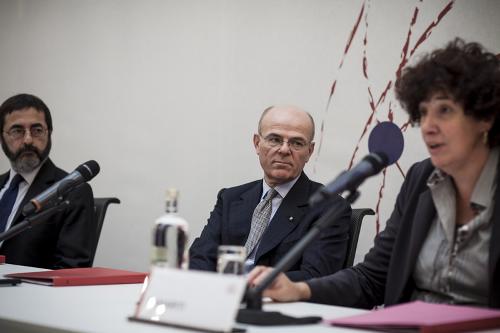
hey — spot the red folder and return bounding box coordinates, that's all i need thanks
[0,255,5,264]
[328,301,500,333]
[6,267,147,286]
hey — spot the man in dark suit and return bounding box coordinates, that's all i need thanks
[0,94,96,269]
[189,105,351,281]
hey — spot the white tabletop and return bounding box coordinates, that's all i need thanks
[2,264,498,333]
[0,264,373,333]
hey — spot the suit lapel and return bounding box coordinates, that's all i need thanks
[255,174,310,260]
[227,182,262,245]
[406,190,435,264]
[11,159,58,226]
[0,172,8,189]
[489,159,500,287]
[393,189,435,303]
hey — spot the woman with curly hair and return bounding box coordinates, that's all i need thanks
[248,38,500,308]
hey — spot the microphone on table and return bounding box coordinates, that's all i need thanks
[238,121,404,325]
[309,121,404,206]
[22,160,100,216]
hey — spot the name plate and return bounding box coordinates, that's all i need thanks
[131,267,246,333]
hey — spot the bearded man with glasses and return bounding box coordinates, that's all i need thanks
[190,105,351,281]
[0,93,96,269]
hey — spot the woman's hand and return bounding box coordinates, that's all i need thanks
[247,265,312,302]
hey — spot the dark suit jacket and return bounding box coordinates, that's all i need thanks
[0,159,96,269]
[189,172,351,281]
[307,158,500,308]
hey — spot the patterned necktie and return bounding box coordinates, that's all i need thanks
[0,174,24,233]
[244,188,279,257]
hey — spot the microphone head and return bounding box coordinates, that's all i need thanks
[76,160,100,181]
[365,152,389,172]
[368,121,404,165]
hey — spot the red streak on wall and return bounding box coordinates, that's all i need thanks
[316,0,456,232]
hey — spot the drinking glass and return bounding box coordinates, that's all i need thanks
[217,245,246,275]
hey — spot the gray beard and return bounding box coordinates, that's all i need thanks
[2,137,51,174]
[11,153,47,173]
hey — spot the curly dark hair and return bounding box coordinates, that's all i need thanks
[395,38,500,147]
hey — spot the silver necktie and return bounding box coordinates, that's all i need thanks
[244,188,279,256]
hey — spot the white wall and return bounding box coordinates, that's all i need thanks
[1,0,499,271]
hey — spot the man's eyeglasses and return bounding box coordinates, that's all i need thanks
[3,126,48,140]
[261,134,310,151]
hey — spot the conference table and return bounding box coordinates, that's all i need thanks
[0,264,498,333]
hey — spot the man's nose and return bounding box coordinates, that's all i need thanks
[277,141,292,154]
[22,130,34,144]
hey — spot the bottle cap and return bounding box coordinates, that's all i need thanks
[166,188,179,201]
[165,188,179,213]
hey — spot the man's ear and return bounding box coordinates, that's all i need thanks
[305,142,315,162]
[309,141,315,154]
[253,134,261,154]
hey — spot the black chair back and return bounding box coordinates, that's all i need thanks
[91,197,120,265]
[343,208,375,268]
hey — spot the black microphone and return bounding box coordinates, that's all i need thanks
[309,121,404,206]
[22,160,100,216]
[309,153,388,206]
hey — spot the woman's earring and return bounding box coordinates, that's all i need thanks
[483,131,489,145]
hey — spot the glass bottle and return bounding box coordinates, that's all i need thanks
[151,188,189,269]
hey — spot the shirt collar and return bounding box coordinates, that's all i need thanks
[427,147,499,211]
[261,175,301,200]
[471,147,499,210]
[427,168,447,187]
[8,161,45,186]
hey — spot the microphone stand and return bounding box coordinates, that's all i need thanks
[1,182,88,243]
[237,197,352,325]
[245,204,344,310]
[0,200,70,243]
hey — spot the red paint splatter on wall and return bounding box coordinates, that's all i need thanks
[316,2,365,159]
[316,0,456,233]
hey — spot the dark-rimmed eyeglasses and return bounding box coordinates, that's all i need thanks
[3,126,48,140]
